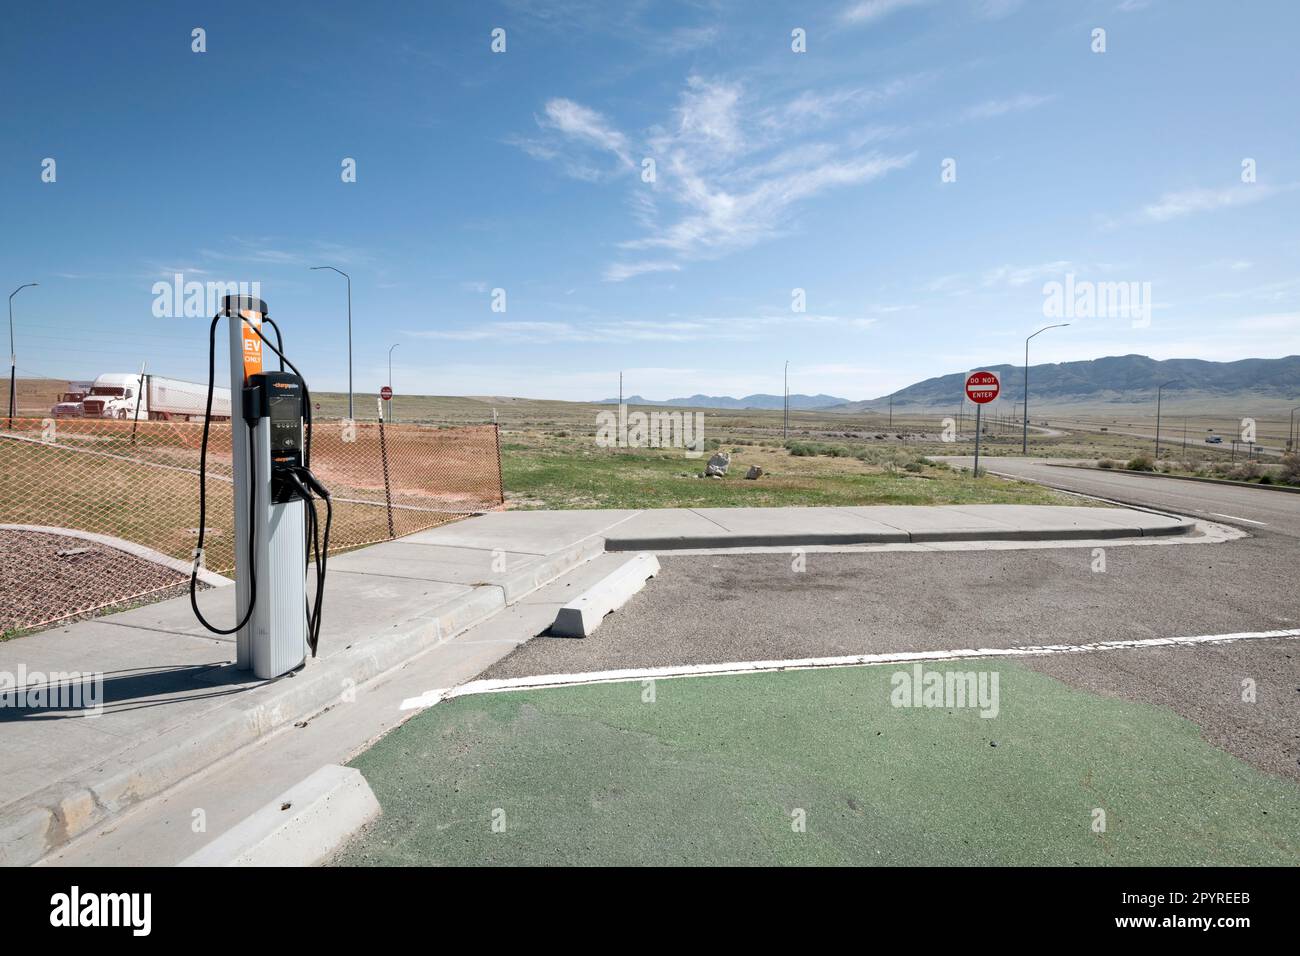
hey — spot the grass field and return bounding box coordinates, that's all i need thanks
[497,429,1082,509]
[337,661,1300,866]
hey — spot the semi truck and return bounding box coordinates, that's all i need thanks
[81,373,231,421]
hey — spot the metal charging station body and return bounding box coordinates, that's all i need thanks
[226,299,307,679]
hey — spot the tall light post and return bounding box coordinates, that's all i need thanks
[388,342,400,422]
[1290,404,1300,453]
[8,282,38,426]
[309,266,353,418]
[1154,380,1177,460]
[783,360,789,440]
[1023,323,1069,454]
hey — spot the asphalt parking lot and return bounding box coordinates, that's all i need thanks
[338,466,1300,866]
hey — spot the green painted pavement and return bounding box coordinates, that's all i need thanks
[337,661,1300,866]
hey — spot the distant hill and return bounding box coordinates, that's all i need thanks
[598,393,850,411]
[833,355,1300,411]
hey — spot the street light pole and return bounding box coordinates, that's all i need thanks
[1154,380,1177,460]
[388,342,400,422]
[1023,323,1069,455]
[8,282,38,427]
[309,266,353,419]
[1290,405,1300,453]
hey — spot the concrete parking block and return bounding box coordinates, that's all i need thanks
[551,554,660,638]
[180,764,380,867]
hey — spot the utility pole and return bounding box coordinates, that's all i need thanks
[388,343,400,422]
[1290,404,1300,453]
[1154,380,1176,460]
[1023,323,1069,454]
[8,282,38,426]
[888,394,893,429]
[783,360,789,440]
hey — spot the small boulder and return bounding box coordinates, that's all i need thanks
[705,451,730,477]
[744,465,763,480]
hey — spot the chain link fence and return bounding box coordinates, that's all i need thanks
[0,417,504,635]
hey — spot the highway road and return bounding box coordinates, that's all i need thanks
[949,456,1300,537]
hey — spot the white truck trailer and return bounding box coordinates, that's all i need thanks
[82,373,231,421]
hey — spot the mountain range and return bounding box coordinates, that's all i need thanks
[598,393,849,410]
[840,354,1300,411]
[599,356,1300,412]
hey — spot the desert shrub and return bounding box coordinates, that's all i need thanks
[1280,454,1300,485]
[1097,458,1115,469]
[1126,454,1155,471]
[903,461,923,473]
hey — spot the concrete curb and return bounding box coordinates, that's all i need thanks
[605,521,1192,551]
[179,764,379,867]
[552,553,660,637]
[2,539,599,868]
[1046,463,1300,494]
[608,530,908,550]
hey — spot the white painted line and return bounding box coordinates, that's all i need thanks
[398,628,1300,711]
[400,688,449,711]
[1209,513,1267,525]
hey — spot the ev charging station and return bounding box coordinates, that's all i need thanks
[190,295,331,680]
[228,296,306,677]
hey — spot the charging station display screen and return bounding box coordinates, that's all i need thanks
[268,394,301,451]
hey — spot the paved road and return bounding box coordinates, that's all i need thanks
[947,456,1300,536]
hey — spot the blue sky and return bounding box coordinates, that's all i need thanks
[3,0,1298,402]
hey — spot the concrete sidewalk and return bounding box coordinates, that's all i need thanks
[0,503,1191,866]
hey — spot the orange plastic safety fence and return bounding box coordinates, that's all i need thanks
[0,417,503,633]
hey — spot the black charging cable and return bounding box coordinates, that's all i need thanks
[190,313,330,651]
[190,313,259,635]
[284,468,332,656]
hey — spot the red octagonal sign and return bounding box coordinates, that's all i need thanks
[965,370,1000,404]
[380,385,393,401]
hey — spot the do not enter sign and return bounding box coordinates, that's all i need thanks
[965,370,1000,404]
[380,386,393,401]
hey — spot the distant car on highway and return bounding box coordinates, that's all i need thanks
[1205,435,1223,444]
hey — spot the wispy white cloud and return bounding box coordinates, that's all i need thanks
[407,311,886,344]
[962,93,1054,121]
[841,0,930,26]
[521,73,916,281]
[602,260,681,282]
[1138,183,1297,223]
[981,260,1074,288]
